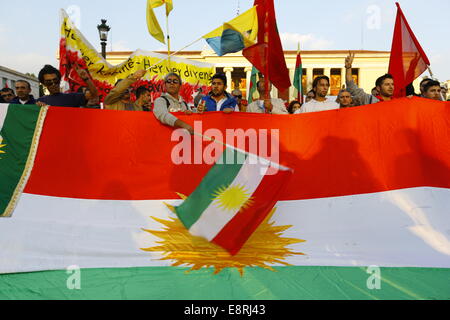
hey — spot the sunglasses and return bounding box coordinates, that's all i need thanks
[43,79,60,86]
[1,93,13,97]
[233,95,242,99]
[165,79,180,84]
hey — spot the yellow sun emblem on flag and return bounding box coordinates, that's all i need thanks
[141,193,305,276]
[212,184,253,212]
[0,136,6,158]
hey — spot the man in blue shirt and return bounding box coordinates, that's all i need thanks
[197,73,237,113]
[36,65,98,108]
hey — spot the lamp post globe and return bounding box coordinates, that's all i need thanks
[97,19,110,59]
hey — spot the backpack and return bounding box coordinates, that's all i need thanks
[160,96,189,111]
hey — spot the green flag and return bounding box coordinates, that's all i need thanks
[247,67,259,104]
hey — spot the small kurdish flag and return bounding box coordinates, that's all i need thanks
[175,147,293,256]
[293,42,304,103]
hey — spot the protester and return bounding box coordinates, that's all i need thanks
[419,78,432,97]
[1,88,15,103]
[10,80,36,105]
[153,73,194,134]
[440,83,448,101]
[231,89,248,112]
[77,87,100,108]
[197,73,237,114]
[337,89,354,108]
[345,52,394,105]
[36,65,98,108]
[422,80,443,101]
[135,86,152,111]
[247,79,288,114]
[295,76,338,113]
[305,90,315,103]
[287,101,301,114]
[104,70,147,111]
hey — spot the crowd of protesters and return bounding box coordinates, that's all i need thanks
[1,52,449,132]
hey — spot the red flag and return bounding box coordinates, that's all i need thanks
[388,2,430,98]
[243,0,291,93]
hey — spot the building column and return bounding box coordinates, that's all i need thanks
[223,67,234,90]
[306,68,313,92]
[324,68,331,79]
[341,68,346,89]
[245,66,253,100]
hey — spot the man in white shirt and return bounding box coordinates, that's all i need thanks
[295,76,339,114]
[247,79,288,114]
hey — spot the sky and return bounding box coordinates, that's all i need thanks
[1,0,449,80]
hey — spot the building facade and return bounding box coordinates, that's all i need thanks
[0,65,40,98]
[106,49,395,101]
[107,50,446,101]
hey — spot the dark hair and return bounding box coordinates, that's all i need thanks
[375,74,393,88]
[135,86,150,99]
[16,80,31,90]
[307,89,315,97]
[1,88,14,94]
[312,76,330,89]
[164,72,182,84]
[423,80,441,93]
[38,65,61,83]
[420,78,432,87]
[287,100,301,114]
[211,73,227,87]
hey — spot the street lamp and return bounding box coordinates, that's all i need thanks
[97,19,110,59]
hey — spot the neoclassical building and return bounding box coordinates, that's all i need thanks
[106,49,395,101]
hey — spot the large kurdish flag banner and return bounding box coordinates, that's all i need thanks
[0,98,450,300]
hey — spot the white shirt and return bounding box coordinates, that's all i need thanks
[247,98,288,114]
[215,97,227,111]
[295,98,339,114]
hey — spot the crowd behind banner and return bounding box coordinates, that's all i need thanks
[1,52,449,134]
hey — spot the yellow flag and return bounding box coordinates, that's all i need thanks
[146,0,173,44]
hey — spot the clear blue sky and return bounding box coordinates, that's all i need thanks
[1,0,449,80]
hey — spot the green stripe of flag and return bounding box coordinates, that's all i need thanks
[0,104,44,217]
[176,148,248,229]
[1,266,448,300]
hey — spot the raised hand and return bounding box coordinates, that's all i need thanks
[132,69,147,80]
[345,52,355,69]
[75,65,90,81]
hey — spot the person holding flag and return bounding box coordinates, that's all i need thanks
[247,78,288,114]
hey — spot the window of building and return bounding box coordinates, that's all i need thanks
[313,68,324,79]
[301,69,307,95]
[352,68,359,86]
[330,69,342,96]
[231,67,247,99]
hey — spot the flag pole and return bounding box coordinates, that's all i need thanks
[166,13,171,70]
[143,36,203,72]
[297,42,301,103]
[427,66,434,79]
[192,131,292,172]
